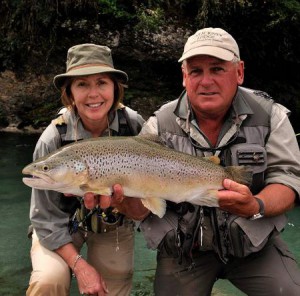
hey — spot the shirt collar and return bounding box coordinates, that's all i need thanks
[63,109,120,141]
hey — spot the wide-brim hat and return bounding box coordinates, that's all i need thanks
[178,27,240,62]
[53,44,128,89]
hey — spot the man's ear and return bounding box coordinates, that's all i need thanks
[182,65,186,87]
[237,61,245,85]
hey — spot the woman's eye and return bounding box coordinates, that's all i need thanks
[77,82,87,87]
[97,80,107,86]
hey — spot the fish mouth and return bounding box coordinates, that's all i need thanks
[22,173,54,184]
[22,166,77,193]
[22,175,70,192]
[22,166,54,183]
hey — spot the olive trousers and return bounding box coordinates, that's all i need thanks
[154,236,300,296]
[26,225,134,296]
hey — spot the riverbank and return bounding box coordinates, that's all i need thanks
[0,125,44,134]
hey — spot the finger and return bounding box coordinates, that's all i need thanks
[99,195,111,209]
[84,192,98,209]
[64,193,74,197]
[102,279,109,294]
[223,178,249,194]
[96,278,109,296]
[112,184,124,203]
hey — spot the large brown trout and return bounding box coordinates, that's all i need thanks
[22,135,251,217]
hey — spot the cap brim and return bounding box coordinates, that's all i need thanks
[178,46,235,62]
[53,66,128,89]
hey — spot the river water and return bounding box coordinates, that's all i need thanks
[0,131,299,296]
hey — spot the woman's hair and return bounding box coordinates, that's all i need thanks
[60,74,125,112]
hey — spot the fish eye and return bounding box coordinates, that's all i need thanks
[42,165,50,172]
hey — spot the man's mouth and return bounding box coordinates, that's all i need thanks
[199,92,217,96]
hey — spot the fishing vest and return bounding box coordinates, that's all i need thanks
[141,87,287,264]
[55,106,140,146]
[54,107,140,215]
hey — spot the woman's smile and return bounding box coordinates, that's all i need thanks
[86,102,105,108]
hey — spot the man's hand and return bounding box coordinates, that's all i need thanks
[83,192,112,210]
[83,184,124,210]
[83,184,150,220]
[217,178,259,218]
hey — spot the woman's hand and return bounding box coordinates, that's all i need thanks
[74,258,108,296]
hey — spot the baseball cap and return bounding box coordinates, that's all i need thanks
[178,28,240,62]
[53,44,128,89]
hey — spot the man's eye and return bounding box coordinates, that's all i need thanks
[189,69,201,75]
[212,67,224,72]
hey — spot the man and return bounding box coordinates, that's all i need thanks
[86,28,300,295]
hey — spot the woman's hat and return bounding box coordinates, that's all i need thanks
[53,44,128,89]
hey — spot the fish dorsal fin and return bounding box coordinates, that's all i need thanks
[137,134,165,146]
[204,155,221,165]
[141,197,166,218]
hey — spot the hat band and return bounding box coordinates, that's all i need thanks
[67,63,112,72]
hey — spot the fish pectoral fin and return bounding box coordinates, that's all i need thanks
[206,190,220,207]
[80,184,112,195]
[189,190,219,207]
[141,197,166,218]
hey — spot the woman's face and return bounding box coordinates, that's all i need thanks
[70,73,115,123]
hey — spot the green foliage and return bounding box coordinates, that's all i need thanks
[1,0,299,70]
[135,6,165,32]
[97,0,133,20]
[20,100,61,128]
[0,0,300,130]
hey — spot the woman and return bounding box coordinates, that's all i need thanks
[26,44,148,296]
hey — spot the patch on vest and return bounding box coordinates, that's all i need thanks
[52,115,66,126]
[253,90,272,100]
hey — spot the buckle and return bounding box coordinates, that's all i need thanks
[70,207,123,234]
[91,208,124,233]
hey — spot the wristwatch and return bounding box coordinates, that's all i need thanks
[249,197,265,220]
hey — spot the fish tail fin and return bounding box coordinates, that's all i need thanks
[225,166,252,186]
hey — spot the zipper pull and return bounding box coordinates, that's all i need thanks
[176,228,181,247]
[199,207,204,246]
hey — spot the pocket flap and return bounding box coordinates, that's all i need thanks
[235,215,287,247]
[140,210,178,250]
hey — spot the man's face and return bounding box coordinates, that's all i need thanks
[182,55,244,119]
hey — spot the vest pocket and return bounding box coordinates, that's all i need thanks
[226,215,286,257]
[140,210,178,250]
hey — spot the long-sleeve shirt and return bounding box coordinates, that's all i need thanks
[29,107,144,250]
